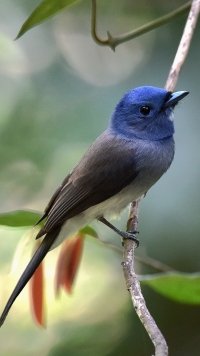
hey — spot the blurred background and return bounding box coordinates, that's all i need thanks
[0,0,200,355]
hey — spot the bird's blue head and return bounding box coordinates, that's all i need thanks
[110,86,189,141]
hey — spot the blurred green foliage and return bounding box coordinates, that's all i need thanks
[0,210,41,227]
[0,1,200,355]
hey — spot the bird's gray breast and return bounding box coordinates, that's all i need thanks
[82,137,175,219]
[133,136,175,190]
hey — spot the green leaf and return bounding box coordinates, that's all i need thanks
[80,225,98,238]
[141,272,200,305]
[0,210,42,227]
[16,0,79,39]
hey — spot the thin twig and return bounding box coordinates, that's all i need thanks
[165,0,200,91]
[97,238,174,272]
[135,254,174,273]
[91,0,191,50]
[123,1,200,355]
[91,0,109,47]
[122,201,168,355]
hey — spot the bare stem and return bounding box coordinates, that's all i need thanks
[91,0,109,47]
[123,1,200,355]
[98,237,174,272]
[165,0,200,91]
[122,201,168,355]
[135,254,174,273]
[91,0,191,50]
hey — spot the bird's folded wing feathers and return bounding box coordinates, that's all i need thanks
[37,132,138,237]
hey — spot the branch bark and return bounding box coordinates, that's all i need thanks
[165,0,200,91]
[122,201,168,355]
[122,1,200,355]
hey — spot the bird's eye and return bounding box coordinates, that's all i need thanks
[140,106,151,116]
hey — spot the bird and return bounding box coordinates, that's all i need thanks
[0,85,189,326]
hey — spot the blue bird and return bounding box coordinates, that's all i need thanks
[0,85,188,326]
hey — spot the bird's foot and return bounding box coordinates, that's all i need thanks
[121,230,139,247]
[98,216,139,247]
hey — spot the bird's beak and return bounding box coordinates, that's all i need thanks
[164,91,189,108]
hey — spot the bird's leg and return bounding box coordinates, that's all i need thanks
[98,216,139,247]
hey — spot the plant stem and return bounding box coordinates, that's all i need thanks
[91,0,191,50]
[123,1,200,355]
[165,0,200,91]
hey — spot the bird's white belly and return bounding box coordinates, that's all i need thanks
[51,182,144,249]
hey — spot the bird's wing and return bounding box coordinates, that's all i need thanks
[0,132,138,326]
[38,132,138,237]
[36,173,71,225]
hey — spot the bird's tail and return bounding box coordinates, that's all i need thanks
[0,227,60,327]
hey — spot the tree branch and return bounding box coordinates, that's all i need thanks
[122,1,200,355]
[123,201,168,355]
[165,0,200,91]
[91,0,191,51]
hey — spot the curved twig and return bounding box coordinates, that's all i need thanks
[91,0,109,47]
[91,0,191,51]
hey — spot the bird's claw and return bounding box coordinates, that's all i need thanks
[122,231,139,247]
